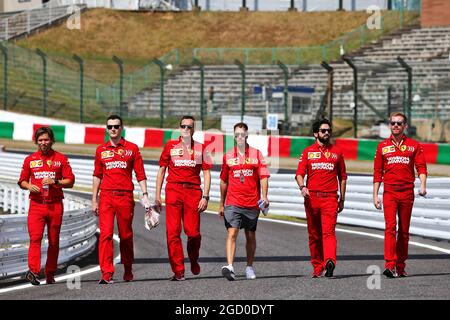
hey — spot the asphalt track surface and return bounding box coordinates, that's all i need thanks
[1,191,450,300]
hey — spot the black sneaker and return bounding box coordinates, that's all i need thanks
[397,271,408,278]
[324,260,335,278]
[383,268,397,278]
[98,275,114,284]
[25,271,40,286]
[170,274,185,281]
[221,266,236,281]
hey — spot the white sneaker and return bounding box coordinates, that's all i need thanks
[245,266,256,280]
[221,265,235,281]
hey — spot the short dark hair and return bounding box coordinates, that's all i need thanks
[34,127,55,144]
[312,119,332,133]
[180,115,195,126]
[233,122,248,131]
[106,114,123,126]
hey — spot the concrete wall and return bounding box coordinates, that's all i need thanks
[0,0,42,13]
[422,0,450,27]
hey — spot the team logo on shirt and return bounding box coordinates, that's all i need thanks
[34,171,56,179]
[233,169,253,178]
[311,162,335,170]
[387,156,410,165]
[400,145,407,152]
[46,160,53,167]
[101,151,114,159]
[308,152,321,159]
[170,148,184,156]
[245,158,258,165]
[30,160,43,168]
[117,149,125,156]
[105,161,128,170]
[227,158,239,166]
[382,145,395,155]
[53,161,61,167]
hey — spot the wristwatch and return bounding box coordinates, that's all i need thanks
[299,185,306,191]
[54,179,59,186]
[142,192,148,196]
[202,195,210,201]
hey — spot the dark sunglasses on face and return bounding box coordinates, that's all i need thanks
[319,129,332,134]
[390,121,404,126]
[234,133,247,138]
[107,125,121,130]
[180,124,194,130]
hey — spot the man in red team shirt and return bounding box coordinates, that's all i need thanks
[155,115,212,281]
[295,119,347,278]
[373,112,427,278]
[219,122,270,281]
[18,127,75,285]
[92,115,151,284]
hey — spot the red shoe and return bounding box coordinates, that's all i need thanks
[123,266,134,282]
[191,260,201,275]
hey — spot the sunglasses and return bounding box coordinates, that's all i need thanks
[234,133,247,138]
[319,129,332,134]
[390,121,404,126]
[107,125,121,130]
[180,124,194,130]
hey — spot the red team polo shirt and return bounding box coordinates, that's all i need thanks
[296,142,347,192]
[18,149,75,201]
[220,145,270,209]
[373,134,427,189]
[93,138,146,191]
[159,137,213,185]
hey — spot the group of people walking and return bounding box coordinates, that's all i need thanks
[18,111,427,285]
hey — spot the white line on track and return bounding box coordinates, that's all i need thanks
[0,229,121,294]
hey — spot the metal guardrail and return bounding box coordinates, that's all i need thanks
[1,151,449,242]
[0,181,97,279]
[0,2,86,41]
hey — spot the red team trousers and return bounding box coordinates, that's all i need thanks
[165,182,202,276]
[304,193,339,273]
[98,190,135,277]
[383,186,414,272]
[27,200,63,277]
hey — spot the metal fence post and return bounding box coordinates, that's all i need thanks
[112,55,124,117]
[234,59,246,122]
[343,56,358,138]
[277,60,289,129]
[27,11,31,34]
[321,61,334,125]
[36,49,48,117]
[193,58,205,123]
[73,54,84,123]
[4,19,8,40]
[387,85,392,117]
[153,58,166,128]
[0,44,8,110]
[397,56,412,124]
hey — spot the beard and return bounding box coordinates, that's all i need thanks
[318,135,330,144]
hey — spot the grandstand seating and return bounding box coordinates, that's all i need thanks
[127,25,450,124]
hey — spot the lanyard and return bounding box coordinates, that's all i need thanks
[391,139,404,150]
[235,147,248,183]
[318,144,331,159]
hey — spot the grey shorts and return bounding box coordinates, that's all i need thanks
[224,205,259,231]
